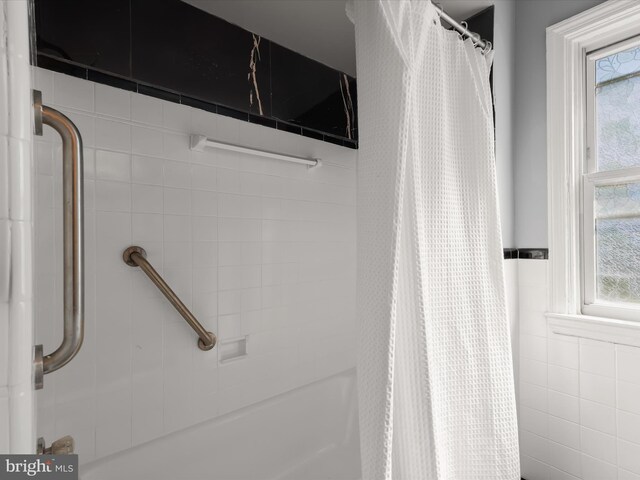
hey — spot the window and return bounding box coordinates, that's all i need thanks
[583,37,640,321]
[547,1,640,342]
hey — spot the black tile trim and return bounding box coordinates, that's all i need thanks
[249,114,277,129]
[323,135,345,147]
[217,105,249,122]
[181,95,217,114]
[138,84,180,104]
[301,128,324,141]
[343,139,358,150]
[503,248,549,260]
[35,56,358,149]
[277,122,302,135]
[503,248,518,260]
[36,54,87,79]
[519,248,549,260]
[87,70,137,92]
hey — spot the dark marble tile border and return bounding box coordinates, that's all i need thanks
[181,95,217,114]
[218,105,249,122]
[249,114,277,129]
[503,248,549,260]
[87,70,137,92]
[138,84,180,104]
[277,122,302,135]
[323,135,345,147]
[37,53,87,79]
[518,248,549,260]
[302,129,324,141]
[503,248,518,260]
[35,53,358,150]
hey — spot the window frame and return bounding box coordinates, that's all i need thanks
[582,35,640,321]
[547,0,640,344]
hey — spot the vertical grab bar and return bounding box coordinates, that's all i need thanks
[33,90,84,389]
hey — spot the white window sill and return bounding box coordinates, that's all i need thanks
[546,312,640,347]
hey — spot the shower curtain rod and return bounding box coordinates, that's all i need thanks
[434,3,491,51]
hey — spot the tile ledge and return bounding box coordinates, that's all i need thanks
[546,312,640,347]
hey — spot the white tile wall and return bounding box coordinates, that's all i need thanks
[0,0,35,453]
[504,257,520,411]
[519,259,640,480]
[32,67,357,462]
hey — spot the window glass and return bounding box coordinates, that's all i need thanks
[595,183,640,303]
[596,44,640,83]
[596,75,640,171]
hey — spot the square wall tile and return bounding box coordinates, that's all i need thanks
[520,382,548,412]
[95,118,131,152]
[548,337,579,370]
[581,454,617,480]
[95,180,131,212]
[548,390,580,424]
[618,410,640,445]
[620,468,640,480]
[548,415,580,450]
[618,381,640,415]
[520,405,548,438]
[521,455,550,480]
[581,398,616,436]
[162,102,190,132]
[580,426,617,465]
[580,371,615,406]
[133,155,164,186]
[548,365,579,397]
[54,73,94,112]
[546,441,581,478]
[95,84,131,119]
[132,93,163,126]
[617,345,640,385]
[619,439,640,475]
[521,334,547,363]
[518,283,548,312]
[191,164,217,191]
[132,184,163,214]
[95,150,131,182]
[520,309,547,337]
[517,259,548,288]
[579,338,614,378]
[132,126,163,156]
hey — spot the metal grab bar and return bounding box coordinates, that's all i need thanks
[33,90,85,389]
[123,246,216,351]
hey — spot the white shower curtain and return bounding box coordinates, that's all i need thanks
[349,1,520,479]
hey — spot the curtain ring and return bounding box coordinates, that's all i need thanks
[459,21,468,40]
[433,2,443,24]
[481,41,493,55]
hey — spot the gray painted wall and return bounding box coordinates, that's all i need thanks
[494,0,516,248]
[513,0,604,248]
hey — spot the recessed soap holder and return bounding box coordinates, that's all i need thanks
[219,336,248,364]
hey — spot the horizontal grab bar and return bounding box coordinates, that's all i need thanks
[123,246,216,351]
[189,134,321,168]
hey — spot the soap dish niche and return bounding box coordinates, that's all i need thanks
[219,336,248,364]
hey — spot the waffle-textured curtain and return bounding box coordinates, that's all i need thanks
[348,1,520,478]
